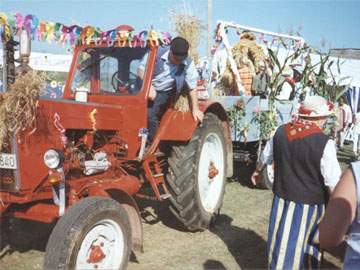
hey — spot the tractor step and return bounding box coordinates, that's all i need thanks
[143,155,171,201]
[160,194,171,200]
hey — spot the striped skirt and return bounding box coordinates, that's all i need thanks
[267,194,325,270]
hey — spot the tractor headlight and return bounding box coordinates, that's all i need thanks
[44,149,61,169]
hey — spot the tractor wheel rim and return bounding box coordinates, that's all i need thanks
[76,218,124,269]
[198,132,224,213]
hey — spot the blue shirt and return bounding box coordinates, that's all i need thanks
[138,50,198,92]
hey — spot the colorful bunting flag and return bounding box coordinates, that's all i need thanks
[0,12,171,47]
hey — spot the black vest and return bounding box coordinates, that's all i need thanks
[273,124,330,204]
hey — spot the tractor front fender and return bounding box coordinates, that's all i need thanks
[156,101,233,178]
[104,189,144,253]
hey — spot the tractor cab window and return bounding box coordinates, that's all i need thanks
[71,47,148,95]
[71,50,93,91]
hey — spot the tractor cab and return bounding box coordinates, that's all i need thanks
[68,46,147,98]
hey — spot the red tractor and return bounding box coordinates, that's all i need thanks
[0,31,232,268]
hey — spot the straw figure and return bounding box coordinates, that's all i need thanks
[221,31,266,95]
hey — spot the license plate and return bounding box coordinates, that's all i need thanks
[0,153,17,169]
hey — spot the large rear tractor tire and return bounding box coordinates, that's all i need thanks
[44,197,132,270]
[166,113,227,231]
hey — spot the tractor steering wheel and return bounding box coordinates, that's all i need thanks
[111,71,128,92]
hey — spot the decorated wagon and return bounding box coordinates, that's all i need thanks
[201,21,311,186]
[203,20,353,187]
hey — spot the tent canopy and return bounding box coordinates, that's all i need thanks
[0,50,72,72]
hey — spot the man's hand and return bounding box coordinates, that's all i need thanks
[192,107,204,122]
[148,85,157,101]
[251,171,262,186]
[189,89,203,122]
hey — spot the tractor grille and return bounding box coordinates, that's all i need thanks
[0,168,17,190]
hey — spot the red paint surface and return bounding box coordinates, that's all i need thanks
[0,41,228,225]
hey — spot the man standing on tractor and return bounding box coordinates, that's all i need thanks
[138,36,204,142]
[251,95,341,269]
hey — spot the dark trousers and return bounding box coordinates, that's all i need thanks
[147,90,172,142]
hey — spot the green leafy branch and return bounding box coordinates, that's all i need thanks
[251,109,278,140]
[227,98,251,142]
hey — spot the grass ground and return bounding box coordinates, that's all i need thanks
[0,145,356,270]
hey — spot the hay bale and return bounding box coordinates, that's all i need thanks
[170,11,205,111]
[174,93,190,112]
[0,71,46,149]
[171,12,204,65]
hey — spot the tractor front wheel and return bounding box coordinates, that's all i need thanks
[166,113,227,231]
[44,197,131,270]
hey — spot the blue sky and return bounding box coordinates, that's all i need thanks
[1,0,359,55]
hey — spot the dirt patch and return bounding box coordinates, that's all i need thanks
[1,149,352,269]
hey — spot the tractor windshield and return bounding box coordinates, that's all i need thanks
[71,46,148,95]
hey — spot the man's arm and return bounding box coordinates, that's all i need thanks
[251,137,274,186]
[319,168,357,248]
[189,88,204,122]
[251,162,266,186]
[185,61,203,122]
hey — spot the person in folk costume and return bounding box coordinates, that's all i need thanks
[251,95,342,269]
[300,72,317,101]
[251,60,270,98]
[319,160,360,270]
[338,96,353,149]
[289,60,304,100]
[276,66,294,100]
[277,60,304,101]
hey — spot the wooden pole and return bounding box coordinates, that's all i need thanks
[2,43,7,92]
[207,0,212,57]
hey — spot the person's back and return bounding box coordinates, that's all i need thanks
[272,122,329,204]
[343,103,353,125]
[319,161,360,270]
[344,161,360,269]
[252,95,341,269]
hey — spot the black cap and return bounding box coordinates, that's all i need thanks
[170,37,189,61]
